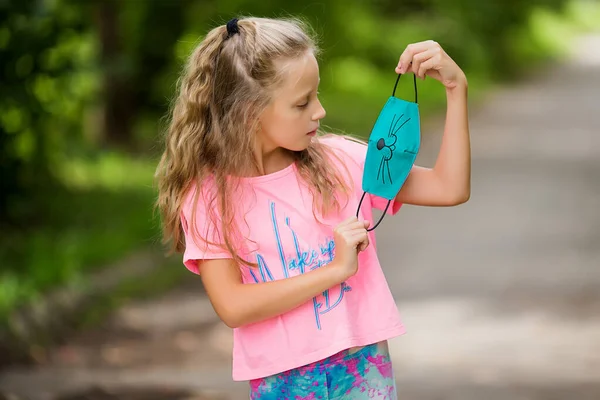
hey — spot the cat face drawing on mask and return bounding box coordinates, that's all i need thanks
[357,73,421,231]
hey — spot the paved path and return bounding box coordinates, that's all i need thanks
[1,35,599,400]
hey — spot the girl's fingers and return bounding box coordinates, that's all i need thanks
[335,217,359,232]
[397,40,438,73]
[411,47,440,78]
[416,56,441,80]
[345,220,369,231]
[352,232,370,251]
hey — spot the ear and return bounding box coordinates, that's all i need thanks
[250,113,264,135]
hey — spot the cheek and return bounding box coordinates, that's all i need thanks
[260,103,308,144]
[268,111,300,133]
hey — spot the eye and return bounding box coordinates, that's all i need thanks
[297,91,319,109]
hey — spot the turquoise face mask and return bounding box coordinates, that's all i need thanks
[357,73,421,230]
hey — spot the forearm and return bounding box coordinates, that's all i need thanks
[223,262,346,328]
[433,78,471,201]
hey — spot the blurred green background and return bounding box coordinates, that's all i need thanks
[1,0,599,329]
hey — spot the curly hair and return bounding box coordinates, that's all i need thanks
[155,17,351,267]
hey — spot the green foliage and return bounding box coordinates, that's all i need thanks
[1,0,597,321]
[0,169,159,320]
[0,0,98,226]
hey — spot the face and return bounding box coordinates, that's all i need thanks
[257,50,326,153]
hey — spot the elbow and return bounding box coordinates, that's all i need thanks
[209,287,255,329]
[222,316,243,329]
[446,189,470,206]
[218,308,243,329]
[216,303,248,329]
[455,191,471,205]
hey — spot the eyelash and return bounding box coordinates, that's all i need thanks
[298,92,319,109]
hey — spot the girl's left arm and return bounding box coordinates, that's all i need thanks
[394,40,471,207]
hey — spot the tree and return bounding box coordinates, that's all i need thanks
[0,0,88,226]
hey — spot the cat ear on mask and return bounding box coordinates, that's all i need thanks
[356,73,421,231]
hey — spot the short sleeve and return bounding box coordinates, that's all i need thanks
[321,134,402,215]
[180,184,232,274]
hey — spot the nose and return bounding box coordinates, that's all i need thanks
[312,100,326,121]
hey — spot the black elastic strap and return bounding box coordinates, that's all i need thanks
[392,72,418,103]
[356,73,415,231]
[356,191,391,232]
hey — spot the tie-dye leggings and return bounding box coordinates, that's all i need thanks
[249,341,397,399]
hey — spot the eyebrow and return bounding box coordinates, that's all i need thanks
[296,90,313,101]
[295,79,320,101]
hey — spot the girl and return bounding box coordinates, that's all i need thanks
[156,16,470,400]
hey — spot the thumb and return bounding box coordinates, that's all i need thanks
[363,220,371,229]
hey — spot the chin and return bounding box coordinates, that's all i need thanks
[287,145,310,153]
[284,138,313,152]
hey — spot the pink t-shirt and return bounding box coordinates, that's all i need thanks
[181,135,406,381]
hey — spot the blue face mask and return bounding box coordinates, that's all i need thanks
[357,73,421,230]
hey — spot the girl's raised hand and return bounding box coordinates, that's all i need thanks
[395,40,467,90]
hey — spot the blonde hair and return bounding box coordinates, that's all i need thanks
[155,17,350,267]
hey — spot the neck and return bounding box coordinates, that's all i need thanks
[252,143,294,176]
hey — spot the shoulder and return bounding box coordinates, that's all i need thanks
[317,133,368,167]
[181,175,218,221]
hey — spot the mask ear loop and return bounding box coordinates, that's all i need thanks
[392,71,418,102]
[356,192,391,231]
[355,72,418,231]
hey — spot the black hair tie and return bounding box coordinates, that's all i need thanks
[226,18,240,38]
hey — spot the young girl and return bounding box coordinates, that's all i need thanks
[156,16,470,400]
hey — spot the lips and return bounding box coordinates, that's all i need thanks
[307,128,318,136]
